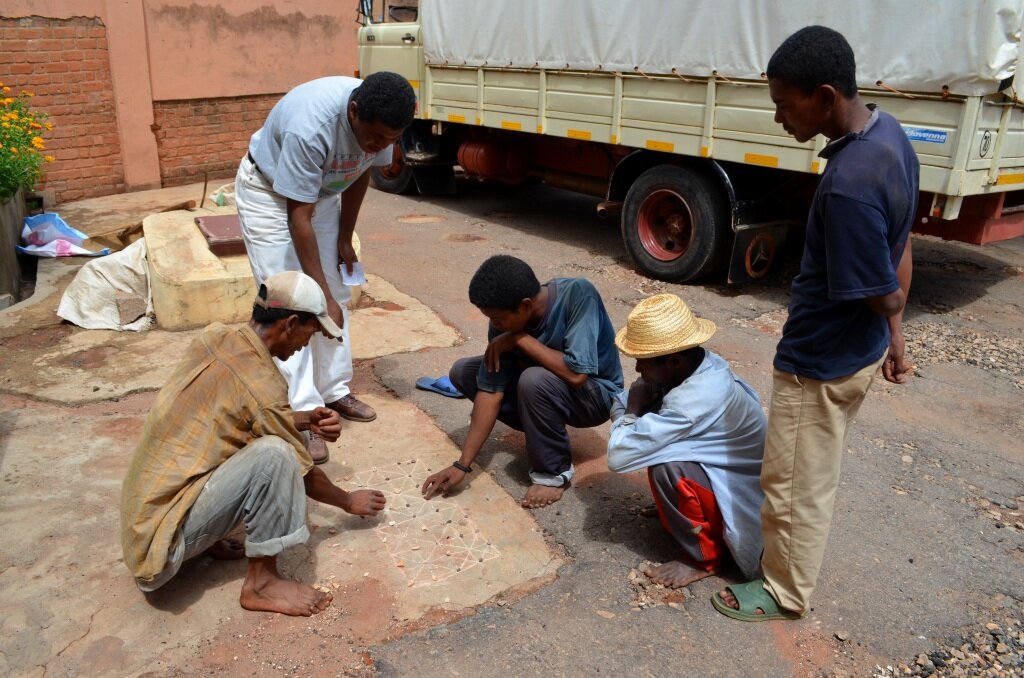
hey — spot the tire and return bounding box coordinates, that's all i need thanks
[370,145,415,194]
[621,164,731,282]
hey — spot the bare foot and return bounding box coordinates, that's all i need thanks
[718,586,764,615]
[207,538,245,560]
[639,504,659,518]
[239,556,332,617]
[521,484,566,509]
[645,561,715,588]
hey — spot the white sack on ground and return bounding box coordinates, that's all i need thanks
[57,238,154,331]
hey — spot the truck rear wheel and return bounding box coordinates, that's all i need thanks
[370,145,415,194]
[621,164,730,282]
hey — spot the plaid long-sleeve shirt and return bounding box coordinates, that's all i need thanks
[120,323,312,587]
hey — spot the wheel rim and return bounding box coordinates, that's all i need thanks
[378,145,406,180]
[637,189,693,262]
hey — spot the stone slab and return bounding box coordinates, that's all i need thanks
[350,275,462,359]
[144,207,254,331]
[0,392,558,677]
[313,394,560,616]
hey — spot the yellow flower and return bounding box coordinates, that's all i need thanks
[10,147,17,154]
[31,136,45,149]
[44,155,55,163]
[1,123,8,128]
[44,122,53,130]
[30,122,41,129]
[2,86,9,93]
[21,90,33,97]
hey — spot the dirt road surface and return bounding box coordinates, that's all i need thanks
[1,179,1021,677]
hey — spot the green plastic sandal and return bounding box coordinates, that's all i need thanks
[711,579,806,621]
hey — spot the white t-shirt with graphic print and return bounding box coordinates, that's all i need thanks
[248,76,392,203]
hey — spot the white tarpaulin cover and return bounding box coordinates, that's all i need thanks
[421,0,1023,96]
[57,238,154,331]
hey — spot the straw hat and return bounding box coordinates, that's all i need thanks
[615,294,717,359]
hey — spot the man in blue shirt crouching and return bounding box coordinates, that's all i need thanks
[421,255,624,508]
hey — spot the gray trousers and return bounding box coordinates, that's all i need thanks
[648,461,726,571]
[139,436,310,592]
[449,356,610,485]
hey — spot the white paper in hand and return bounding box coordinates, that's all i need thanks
[340,261,367,286]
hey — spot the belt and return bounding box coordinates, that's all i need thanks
[246,151,262,175]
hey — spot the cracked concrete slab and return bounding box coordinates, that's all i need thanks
[0,269,459,405]
[0,389,558,677]
[0,239,551,676]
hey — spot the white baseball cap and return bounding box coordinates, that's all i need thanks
[254,270,343,338]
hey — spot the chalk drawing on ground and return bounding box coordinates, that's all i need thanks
[349,460,501,588]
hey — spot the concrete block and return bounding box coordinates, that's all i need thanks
[114,291,147,325]
[144,206,255,331]
[145,207,369,330]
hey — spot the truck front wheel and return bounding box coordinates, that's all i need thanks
[621,165,730,282]
[370,145,415,194]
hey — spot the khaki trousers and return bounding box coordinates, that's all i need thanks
[760,357,883,613]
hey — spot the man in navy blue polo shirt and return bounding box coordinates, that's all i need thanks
[714,25,917,621]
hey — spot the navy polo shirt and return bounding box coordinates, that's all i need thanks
[775,107,919,380]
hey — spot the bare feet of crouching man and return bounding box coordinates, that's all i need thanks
[240,556,332,617]
[520,482,568,509]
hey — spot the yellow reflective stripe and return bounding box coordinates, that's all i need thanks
[567,129,592,141]
[646,139,673,152]
[745,153,779,167]
[996,173,1024,185]
[448,114,465,123]
[501,120,522,131]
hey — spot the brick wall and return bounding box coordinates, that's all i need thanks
[0,16,125,204]
[152,94,282,187]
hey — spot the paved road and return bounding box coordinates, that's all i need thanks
[352,179,1023,677]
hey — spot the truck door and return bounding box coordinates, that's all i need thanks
[357,2,423,91]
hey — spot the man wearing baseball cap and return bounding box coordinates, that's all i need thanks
[121,271,386,617]
[607,294,767,589]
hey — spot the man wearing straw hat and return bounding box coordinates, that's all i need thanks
[608,294,767,588]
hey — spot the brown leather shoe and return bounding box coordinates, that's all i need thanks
[326,394,377,422]
[307,431,329,465]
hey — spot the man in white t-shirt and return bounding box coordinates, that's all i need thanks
[235,72,416,463]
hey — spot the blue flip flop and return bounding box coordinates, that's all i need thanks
[415,375,464,398]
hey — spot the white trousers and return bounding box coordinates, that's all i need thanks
[235,155,352,412]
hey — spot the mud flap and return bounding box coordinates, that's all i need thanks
[727,221,792,284]
[412,165,457,195]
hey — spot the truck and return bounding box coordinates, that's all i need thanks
[357,0,1024,283]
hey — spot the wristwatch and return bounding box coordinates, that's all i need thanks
[452,460,472,474]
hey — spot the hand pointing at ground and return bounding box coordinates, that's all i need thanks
[421,466,467,499]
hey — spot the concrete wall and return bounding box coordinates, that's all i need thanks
[145,2,358,100]
[0,1,360,204]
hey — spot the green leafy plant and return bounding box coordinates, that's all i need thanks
[0,83,53,201]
